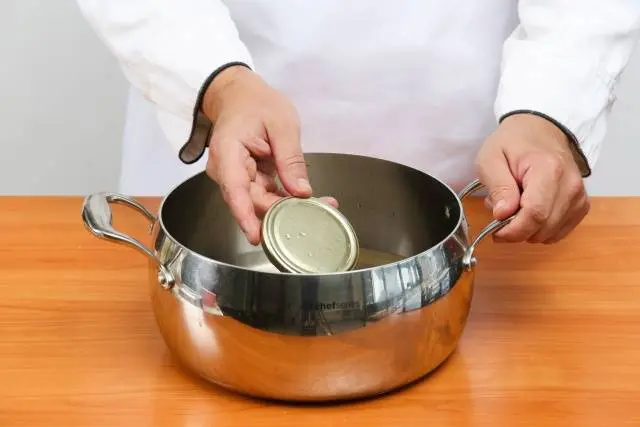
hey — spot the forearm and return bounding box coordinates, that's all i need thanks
[495,0,640,176]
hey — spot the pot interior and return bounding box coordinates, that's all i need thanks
[160,153,462,272]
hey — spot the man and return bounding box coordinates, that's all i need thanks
[78,0,640,246]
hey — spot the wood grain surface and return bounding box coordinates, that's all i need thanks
[0,196,639,427]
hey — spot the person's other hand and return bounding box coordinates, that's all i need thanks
[475,113,590,244]
[202,66,337,245]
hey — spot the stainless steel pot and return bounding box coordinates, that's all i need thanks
[81,153,513,402]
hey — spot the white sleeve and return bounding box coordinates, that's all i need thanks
[76,0,254,126]
[495,0,640,176]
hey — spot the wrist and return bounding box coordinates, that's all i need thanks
[202,64,253,121]
[501,112,569,146]
[499,110,591,177]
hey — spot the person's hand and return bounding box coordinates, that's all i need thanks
[475,113,590,244]
[202,66,337,245]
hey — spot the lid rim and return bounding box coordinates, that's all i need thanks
[261,196,359,274]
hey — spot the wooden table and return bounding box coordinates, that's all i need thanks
[1,196,639,427]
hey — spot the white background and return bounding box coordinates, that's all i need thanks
[1,0,639,196]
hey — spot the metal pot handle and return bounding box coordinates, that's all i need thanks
[81,192,175,288]
[457,179,517,269]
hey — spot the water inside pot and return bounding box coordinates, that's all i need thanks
[233,246,405,273]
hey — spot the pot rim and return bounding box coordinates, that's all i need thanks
[155,152,469,277]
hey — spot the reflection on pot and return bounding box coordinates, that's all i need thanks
[83,152,513,401]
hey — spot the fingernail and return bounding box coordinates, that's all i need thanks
[297,178,312,193]
[494,200,506,212]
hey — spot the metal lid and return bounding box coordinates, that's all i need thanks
[261,197,359,274]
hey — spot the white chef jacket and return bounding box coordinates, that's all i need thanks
[77,0,640,196]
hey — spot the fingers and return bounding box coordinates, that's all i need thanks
[489,152,587,244]
[522,196,569,243]
[245,156,257,182]
[484,196,493,211]
[493,156,561,242]
[208,139,261,245]
[256,158,277,178]
[528,175,586,243]
[476,148,521,220]
[266,117,313,198]
[207,133,277,246]
[321,197,339,208]
[542,196,590,244]
[255,160,338,209]
[244,135,272,158]
[250,180,283,218]
[252,171,339,215]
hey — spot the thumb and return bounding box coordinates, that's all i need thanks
[269,121,313,198]
[477,153,521,220]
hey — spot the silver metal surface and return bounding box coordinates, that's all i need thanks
[82,153,514,402]
[261,196,359,273]
[81,192,175,288]
[457,178,516,269]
